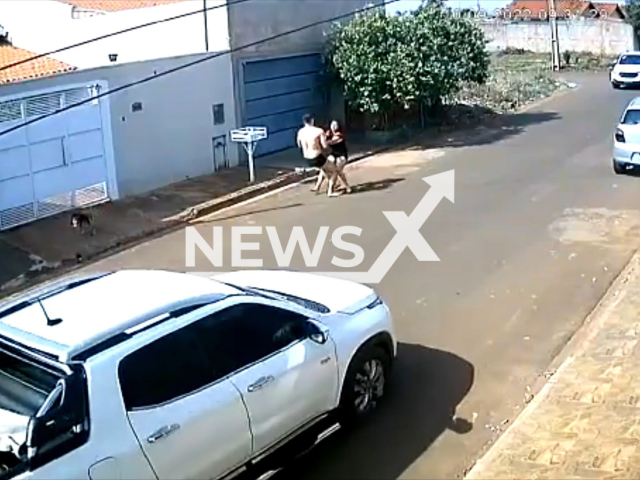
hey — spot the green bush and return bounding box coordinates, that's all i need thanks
[324,5,490,130]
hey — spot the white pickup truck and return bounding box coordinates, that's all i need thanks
[0,269,396,480]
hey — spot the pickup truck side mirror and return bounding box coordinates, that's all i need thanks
[305,321,328,344]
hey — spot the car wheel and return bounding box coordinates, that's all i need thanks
[612,82,620,89]
[338,345,390,427]
[613,160,626,174]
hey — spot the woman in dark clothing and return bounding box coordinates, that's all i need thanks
[325,120,352,196]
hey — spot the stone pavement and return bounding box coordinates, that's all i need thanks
[465,252,640,480]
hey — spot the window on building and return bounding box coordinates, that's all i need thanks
[213,103,225,125]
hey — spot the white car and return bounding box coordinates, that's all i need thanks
[610,51,640,89]
[613,96,640,174]
[0,269,396,480]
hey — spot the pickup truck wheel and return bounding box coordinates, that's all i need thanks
[338,345,390,427]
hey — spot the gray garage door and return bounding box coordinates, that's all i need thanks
[242,53,324,158]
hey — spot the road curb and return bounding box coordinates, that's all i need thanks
[169,170,312,222]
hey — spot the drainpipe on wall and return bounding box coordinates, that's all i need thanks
[203,0,209,52]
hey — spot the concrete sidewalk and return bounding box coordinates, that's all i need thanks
[465,252,640,479]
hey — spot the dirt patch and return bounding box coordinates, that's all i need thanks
[549,208,640,248]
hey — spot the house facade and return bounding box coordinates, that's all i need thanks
[0,0,378,231]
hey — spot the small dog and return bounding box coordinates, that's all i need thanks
[70,212,96,236]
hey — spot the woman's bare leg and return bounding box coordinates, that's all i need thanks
[336,157,351,193]
[311,168,325,192]
[325,158,341,196]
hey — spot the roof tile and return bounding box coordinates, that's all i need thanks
[500,0,598,18]
[592,2,626,18]
[57,0,191,12]
[0,44,76,85]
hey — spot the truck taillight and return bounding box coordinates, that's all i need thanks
[615,128,626,143]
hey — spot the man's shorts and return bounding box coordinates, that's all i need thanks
[307,154,327,169]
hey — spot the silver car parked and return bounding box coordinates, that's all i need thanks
[613,97,640,174]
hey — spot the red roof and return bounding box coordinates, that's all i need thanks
[499,0,598,19]
[592,2,626,18]
[0,44,76,85]
[57,0,190,12]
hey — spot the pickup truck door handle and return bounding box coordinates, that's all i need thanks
[147,424,180,444]
[247,375,274,392]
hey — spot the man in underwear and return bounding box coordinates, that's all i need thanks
[296,114,334,192]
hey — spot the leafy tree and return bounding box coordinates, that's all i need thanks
[412,6,490,107]
[626,0,640,32]
[422,0,446,7]
[324,11,416,126]
[324,5,490,129]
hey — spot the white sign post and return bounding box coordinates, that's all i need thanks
[230,127,268,183]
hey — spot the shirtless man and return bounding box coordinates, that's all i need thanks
[296,114,333,193]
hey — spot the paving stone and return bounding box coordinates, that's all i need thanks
[465,254,640,480]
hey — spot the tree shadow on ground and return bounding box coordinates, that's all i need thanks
[268,343,475,480]
[393,107,562,153]
[257,105,562,173]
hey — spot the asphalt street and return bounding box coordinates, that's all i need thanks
[77,71,640,479]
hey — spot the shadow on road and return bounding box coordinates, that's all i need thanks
[404,110,562,152]
[270,343,475,480]
[258,108,563,174]
[350,178,405,194]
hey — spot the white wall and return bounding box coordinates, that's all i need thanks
[481,18,634,56]
[0,0,230,69]
[0,53,238,198]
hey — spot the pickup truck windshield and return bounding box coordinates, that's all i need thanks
[619,55,640,65]
[623,109,640,125]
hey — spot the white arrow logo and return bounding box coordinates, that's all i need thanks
[320,169,454,284]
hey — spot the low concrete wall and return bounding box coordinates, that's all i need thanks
[481,18,634,55]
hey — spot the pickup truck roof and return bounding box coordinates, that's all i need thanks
[627,97,640,109]
[0,270,237,363]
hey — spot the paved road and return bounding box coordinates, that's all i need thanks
[79,72,640,479]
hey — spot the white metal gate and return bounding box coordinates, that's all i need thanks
[0,84,111,231]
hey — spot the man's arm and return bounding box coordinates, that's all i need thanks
[320,131,328,150]
[296,131,302,148]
